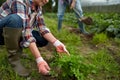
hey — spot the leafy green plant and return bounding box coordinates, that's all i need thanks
[87,13,120,38]
[106,25,120,38]
[50,54,97,80]
[92,33,108,45]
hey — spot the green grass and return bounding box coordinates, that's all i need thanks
[88,49,120,80]
[0,13,120,80]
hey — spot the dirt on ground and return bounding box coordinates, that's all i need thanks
[68,26,120,62]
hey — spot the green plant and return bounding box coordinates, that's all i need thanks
[106,25,120,38]
[50,54,97,80]
[114,38,120,47]
[89,50,120,79]
[92,33,108,45]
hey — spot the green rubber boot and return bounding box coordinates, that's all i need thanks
[3,27,30,77]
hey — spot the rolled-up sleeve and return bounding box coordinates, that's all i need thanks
[36,8,50,35]
[11,1,36,47]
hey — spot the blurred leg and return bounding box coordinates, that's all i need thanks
[57,0,67,31]
[74,0,89,34]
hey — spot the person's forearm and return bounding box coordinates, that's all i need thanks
[43,33,57,43]
[29,42,42,58]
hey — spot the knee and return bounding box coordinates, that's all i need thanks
[9,14,22,23]
[8,14,23,28]
[37,39,48,47]
[32,30,48,47]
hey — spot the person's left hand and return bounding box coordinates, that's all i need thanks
[53,40,70,56]
[36,57,51,75]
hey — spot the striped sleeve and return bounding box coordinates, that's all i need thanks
[36,8,50,35]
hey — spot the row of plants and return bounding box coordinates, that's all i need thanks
[44,12,120,80]
[48,49,120,80]
[63,12,120,38]
[50,54,97,80]
[90,13,120,38]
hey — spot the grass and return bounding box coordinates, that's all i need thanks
[0,12,120,80]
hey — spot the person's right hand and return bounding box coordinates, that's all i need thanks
[70,0,76,9]
[53,40,70,56]
[36,57,50,75]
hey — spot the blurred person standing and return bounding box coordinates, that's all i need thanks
[57,0,93,36]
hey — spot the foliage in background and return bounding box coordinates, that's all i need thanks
[89,13,120,38]
[58,12,120,38]
[0,0,5,5]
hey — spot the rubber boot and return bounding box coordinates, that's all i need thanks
[78,21,89,35]
[0,28,4,45]
[58,19,63,32]
[78,21,94,39]
[3,27,30,77]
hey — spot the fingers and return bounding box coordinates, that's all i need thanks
[45,64,51,71]
[63,46,70,55]
[38,61,51,75]
[56,45,70,56]
[70,0,76,9]
[39,67,49,75]
[70,4,75,9]
[43,0,49,3]
[70,6,73,9]
[53,40,70,56]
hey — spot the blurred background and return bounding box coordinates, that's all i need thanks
[81,0,120,13]
[0,0,120,12]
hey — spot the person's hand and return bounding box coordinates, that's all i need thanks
[39,0,49,6]
[70,0,76,9]
[53,40,70,56]
[36,57,50,75]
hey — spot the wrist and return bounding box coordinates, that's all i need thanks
[36,57,44,64]
[53,40,62,47]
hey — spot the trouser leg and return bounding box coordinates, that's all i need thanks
[32,30,48,47]
[57,0,67,31]
[2,14,30,77]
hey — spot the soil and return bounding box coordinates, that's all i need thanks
[66,27,120,80]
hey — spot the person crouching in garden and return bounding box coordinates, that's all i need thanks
[0,0,69,77]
